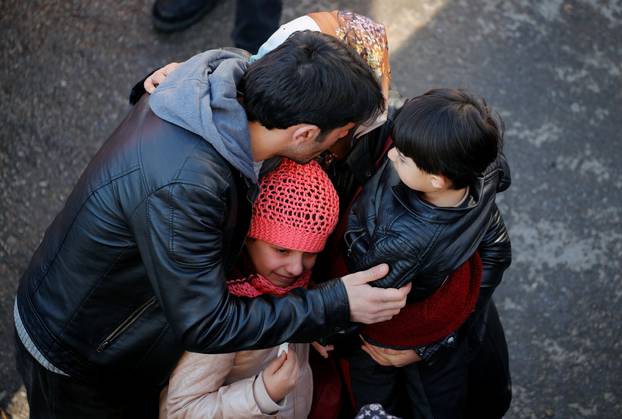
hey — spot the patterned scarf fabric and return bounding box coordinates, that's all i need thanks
[226,271,311,298]
[335,10,390,85]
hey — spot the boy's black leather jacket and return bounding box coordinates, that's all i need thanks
[326,92,511,302]
[345,154,511,301]
[15,95,350,384]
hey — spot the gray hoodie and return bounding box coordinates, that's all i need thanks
[149,49,258,183]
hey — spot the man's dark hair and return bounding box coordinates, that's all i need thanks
[240,30,384,134]
[392,88,503,189]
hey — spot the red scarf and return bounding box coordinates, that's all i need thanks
[226,271,311,297]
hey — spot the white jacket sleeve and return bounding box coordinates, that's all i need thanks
[162,351,278,419]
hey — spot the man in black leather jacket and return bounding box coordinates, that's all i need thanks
[14,31,412,418]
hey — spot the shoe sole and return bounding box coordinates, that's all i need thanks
[152,0,221,33]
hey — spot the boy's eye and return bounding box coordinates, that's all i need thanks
[275,248,290,255]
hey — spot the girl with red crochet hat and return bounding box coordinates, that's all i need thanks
[159,159,340,419]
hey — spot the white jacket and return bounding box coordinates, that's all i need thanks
[160,344,312,419]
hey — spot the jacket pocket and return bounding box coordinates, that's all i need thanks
[96,296,157,352]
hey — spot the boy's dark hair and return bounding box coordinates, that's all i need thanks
[240,30,384,134]
[393,88,503,189]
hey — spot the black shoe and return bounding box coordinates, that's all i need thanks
[152,0,220,33]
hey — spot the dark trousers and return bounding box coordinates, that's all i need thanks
[349,346,441,419]
[15,333,160,419]
[349,302,511,419]
[232,0,282,53]
[464,302,512,419]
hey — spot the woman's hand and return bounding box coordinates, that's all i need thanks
[361,336,421,367]
[262,349,300,403]
[311,341,335,359]
[144,62,181,93]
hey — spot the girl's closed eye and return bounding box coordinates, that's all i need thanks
[274,247,290,255]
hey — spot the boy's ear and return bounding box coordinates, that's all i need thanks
[430,175,447,190]
[291,124,321,145]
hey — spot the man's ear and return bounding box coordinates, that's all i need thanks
[291,124,321,145]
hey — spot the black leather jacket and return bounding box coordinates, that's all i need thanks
[345,154,512,301]
[16,96,350,384]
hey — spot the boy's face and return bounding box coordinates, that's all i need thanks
[387,147,439,192]
[246,239,318,287]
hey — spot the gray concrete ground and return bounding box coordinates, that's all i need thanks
[1,0,621,417]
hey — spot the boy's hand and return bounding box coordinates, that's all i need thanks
[341,264,410,324]
[262,349,300,403]
[311,341,334,359]
[361,337,421,367]
[144,62,180,93]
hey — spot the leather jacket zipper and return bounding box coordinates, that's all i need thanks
[96,296,157,352]
[344,227,366,257]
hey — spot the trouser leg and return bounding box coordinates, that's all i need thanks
[416,335,470,419]
[15,330,56,418]
[401,362,434,419]
[232,0,282,53]
[348,347,404,416]
[465,301,512,419]
[15,331,159,418]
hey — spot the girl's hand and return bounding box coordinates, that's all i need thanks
[311,341,335,359]
[361,336,421,367]
[144,62,180,93]
[262,349,300,403]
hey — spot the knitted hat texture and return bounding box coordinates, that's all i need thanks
[249,159,339,253]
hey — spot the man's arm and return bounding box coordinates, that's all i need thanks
[132,182,408,353]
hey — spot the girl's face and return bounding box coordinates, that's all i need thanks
[246,239,319,287]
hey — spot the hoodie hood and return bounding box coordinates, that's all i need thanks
[149,49,257,182]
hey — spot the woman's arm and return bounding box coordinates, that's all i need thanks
[164,351,273,419]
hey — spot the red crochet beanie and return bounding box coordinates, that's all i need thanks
[249,159,340,253]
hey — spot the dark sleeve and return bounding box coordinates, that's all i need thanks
[131,182,351,353]
[129,68,161,105]
[129,76,150,105]
[474,203,512,310]
[496,152,512,193]
[345,201,422,291]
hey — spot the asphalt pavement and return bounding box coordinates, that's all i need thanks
[1,0,621,418]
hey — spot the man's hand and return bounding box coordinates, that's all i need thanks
[361,337,422,367]
[144,62,180,93]
[341,264,410,324]
[262,349,300,403]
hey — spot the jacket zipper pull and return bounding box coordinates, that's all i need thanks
[96,339,110,353]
